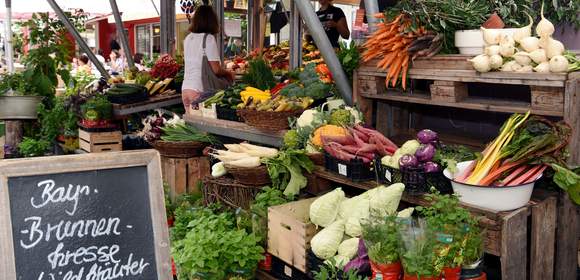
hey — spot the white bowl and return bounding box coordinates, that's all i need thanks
[454,28,520,55]
[443,161,538,212]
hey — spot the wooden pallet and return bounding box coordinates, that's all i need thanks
[78,129,122,153]
[161,155,210,201]
[308,167,558,280]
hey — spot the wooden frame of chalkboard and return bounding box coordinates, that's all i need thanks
[0,150,172,280]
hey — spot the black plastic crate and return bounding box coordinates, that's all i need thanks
[107,91,148,105]
[271,256,310,280]
[323,153,375,182]
[216,106,241,122]
[378,164,452,195]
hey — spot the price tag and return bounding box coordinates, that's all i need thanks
[385,169,392,182]
[338,163,347,176]
[284,265,292,277]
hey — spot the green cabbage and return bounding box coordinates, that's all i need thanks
[338,238,360,259]
[369,183,405,216]
[310,188,345,227]
[311,219,345,259]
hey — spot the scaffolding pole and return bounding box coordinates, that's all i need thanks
[109,0,135,67]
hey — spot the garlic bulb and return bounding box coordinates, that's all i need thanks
[528,49,548,64]
[500,44,515,57]
[499,34,515,47]
[481,27,501,45]
[489,54,503,69]
[514,13,533,43]
[545,38,565,59]
[549,55,569,73]
[516,65,533,73]
[469,54,491,73]
[501,61,521,72]
[485,45,501,56]
[533,62,551,73]
[519,37,540,52]
[513,52,531,66]
[536,2,555,38]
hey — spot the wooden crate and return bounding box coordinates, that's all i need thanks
[78,129,122,153]
[268,198,318,273]
[161,155,209,200]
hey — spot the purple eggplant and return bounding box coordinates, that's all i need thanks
[417,129,438,144]
[415,144,436,162]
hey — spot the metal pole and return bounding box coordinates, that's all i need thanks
[109,0,135,67]
[213,1,224,61]
[160,0,176,55]
[150,0,160,16]
[289,0,301,70]
[363,0,379,32]
[4,0,13,73]
[247,0,255,50]
[293,0,352,105]
[46,0,110,79]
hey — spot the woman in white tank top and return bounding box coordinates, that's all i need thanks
[182,5,234,115]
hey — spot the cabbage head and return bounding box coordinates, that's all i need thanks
[397,207,415,218]
[311,219,345,259]
[338,195,370,221]
[345,217,362,237]
[310,188,345,227]
[369,183,405,216]
[338,238,360,260]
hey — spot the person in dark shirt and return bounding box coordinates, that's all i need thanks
[316,0,350,48]
[110,31,121,51]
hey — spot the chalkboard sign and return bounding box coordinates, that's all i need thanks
[0,150,171,280]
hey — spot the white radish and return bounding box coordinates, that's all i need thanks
[536,2,555,38]
[489,54,503,69]
[544,38,565,59]
[514,13,533,43]
[499,34,515,47]
[481,27,501,45]
[519,37,540,52]
[516,65,533,73]
[501,61,521,72]
[224,144,246,152]
[485,45,501,56]
[528,49,548,64]
[533,62,551,73]
[513,52,532,66]
[469,54,491,72]
[225,156,262,168]
[549,55,569,73]
[500,44,515,57]
[239,143,279,158]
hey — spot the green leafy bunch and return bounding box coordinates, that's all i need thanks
[38,96,79,141]
[242,57,276,90]
[263,149,315,198]
[17,137,51,157]
[171,207,264,280]
[416,192,482,267]
[400,228,439,277]
[249,187,291,246]
[337,41,361,82]
[0,72,35,96]
[361,215,401,264]
[551,164,580,205]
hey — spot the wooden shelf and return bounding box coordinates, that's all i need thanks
[112,94,182,117]
[183,115,285,147]
[361,92,564,117]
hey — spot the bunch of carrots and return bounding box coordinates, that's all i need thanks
[362,13,442,90]
[455,112,571,187]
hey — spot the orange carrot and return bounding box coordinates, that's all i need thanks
[401,62,409,90]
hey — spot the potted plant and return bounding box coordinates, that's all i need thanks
[399,222,441,280]
[460,225,485,279]
[361,215,403,280]
[416,192,482,280]
[0,72,43,120]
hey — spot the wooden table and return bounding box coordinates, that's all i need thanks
[112,94,182,117]
[308,167,558,280]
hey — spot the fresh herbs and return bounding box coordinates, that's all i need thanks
[242,58,276,90]
[337,41,361,82]
[263,149,315,198]
[17,137,51,157]
[361,215,401,264]
[249,187,291,247]
[433,144,477,174]
[171,206,263,280]
[160,123,217,143]
[313,260,368,280]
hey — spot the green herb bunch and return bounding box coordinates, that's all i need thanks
[242,57,276,90]
[263,149,315,198]
[171,207,264,280]
[337,41,361,82]
[400,227,439,277]
[17,137,51,157]
[361,215,401,265]
[160,123,217,143]
[249,187,291,246]
[313,259,368,280]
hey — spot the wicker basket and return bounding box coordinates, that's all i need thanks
[237,109,302,131]
[151,140,207,158]
[224,164,271,185]
[202,176,264,209]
